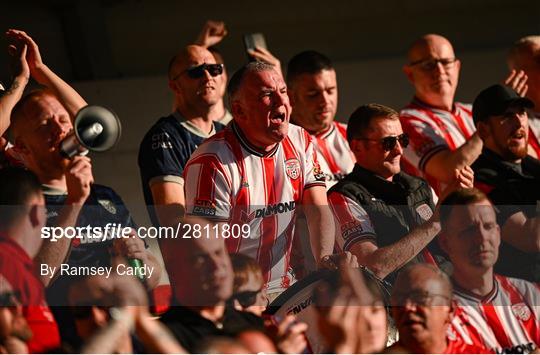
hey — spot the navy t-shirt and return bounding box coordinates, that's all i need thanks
[43,184,138,274]
[138,113,225,226]
[43,183,141,346]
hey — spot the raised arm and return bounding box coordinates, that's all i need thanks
[6,29,87,119]
[0,35,29,136]
[423,133,482,184]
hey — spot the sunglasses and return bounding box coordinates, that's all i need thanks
[357,133,409,151]
[174,63,224,80]
[233,288,266,308]
[409,57,457,72]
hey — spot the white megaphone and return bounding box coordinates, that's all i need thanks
[60,105,122,158]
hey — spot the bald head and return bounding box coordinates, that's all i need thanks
[391,264,454,353]
[10,90,58,139]
[168,45,216,80]
[407,34,455,63]
[508,36,540,109]
[393,264,452,302]
[403,34,460,110]
[508,35,540,70]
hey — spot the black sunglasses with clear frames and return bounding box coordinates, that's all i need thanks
[356,133,409,152]
[174,63,224,80]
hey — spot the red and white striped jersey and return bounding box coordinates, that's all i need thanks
[450,275,539,354]
[399,99,476,195]
[184,123,326,294]
[528,115,540,159]
[312,122,355,189]
[327,193,377,252]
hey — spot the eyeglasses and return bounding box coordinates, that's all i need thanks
[173,63,224,80]
[409,58,457,71]
[233,288,267,308]
[392,291,450,307]
[356,133,409,151]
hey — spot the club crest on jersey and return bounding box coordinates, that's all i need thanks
[416,203,433,221]
[98,199,117,214]
[285,159,301,180]
[511,303,531,322]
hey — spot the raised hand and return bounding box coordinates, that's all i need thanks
[504,69,528,97]
[194,20,228,48]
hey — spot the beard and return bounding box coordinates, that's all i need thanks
[500,130,529,161]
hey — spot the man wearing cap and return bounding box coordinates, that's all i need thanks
[471,84,540,282]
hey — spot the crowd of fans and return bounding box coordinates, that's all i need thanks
[0,20,539,354]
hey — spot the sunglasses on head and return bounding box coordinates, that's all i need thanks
[181,63,224,79]
[357,133,409,151]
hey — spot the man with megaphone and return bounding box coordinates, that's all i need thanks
[7,29,161,348]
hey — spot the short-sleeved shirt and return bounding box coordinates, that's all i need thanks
[0,237,60,353]
[400,98,476,195]
[312,121,355,189]
[450,275,539,354]
[184,122,326,293]
[138,111,225,226]
[472,148,540,282]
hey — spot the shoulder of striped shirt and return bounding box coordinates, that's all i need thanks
[495,274,540,297]
[454,102,472,111]
[334,121,347,128]
[287,123,311,146]
[399,108,434,122]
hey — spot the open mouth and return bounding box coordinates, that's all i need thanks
[511,132,525,140]
[270,112,286,124]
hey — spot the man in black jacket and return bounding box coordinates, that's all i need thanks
[471,84,539,282]
[328,104,473,283]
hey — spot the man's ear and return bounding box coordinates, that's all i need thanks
[455,59,461,73]
[403,64,414,84]
[349,139,363,154]
[29,204,43,228]
[231,100,245,121]
[476,121,490,140]
[446,299,456,325]
[168,79,181,94]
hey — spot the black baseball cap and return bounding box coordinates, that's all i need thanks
[472,84,534,124]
